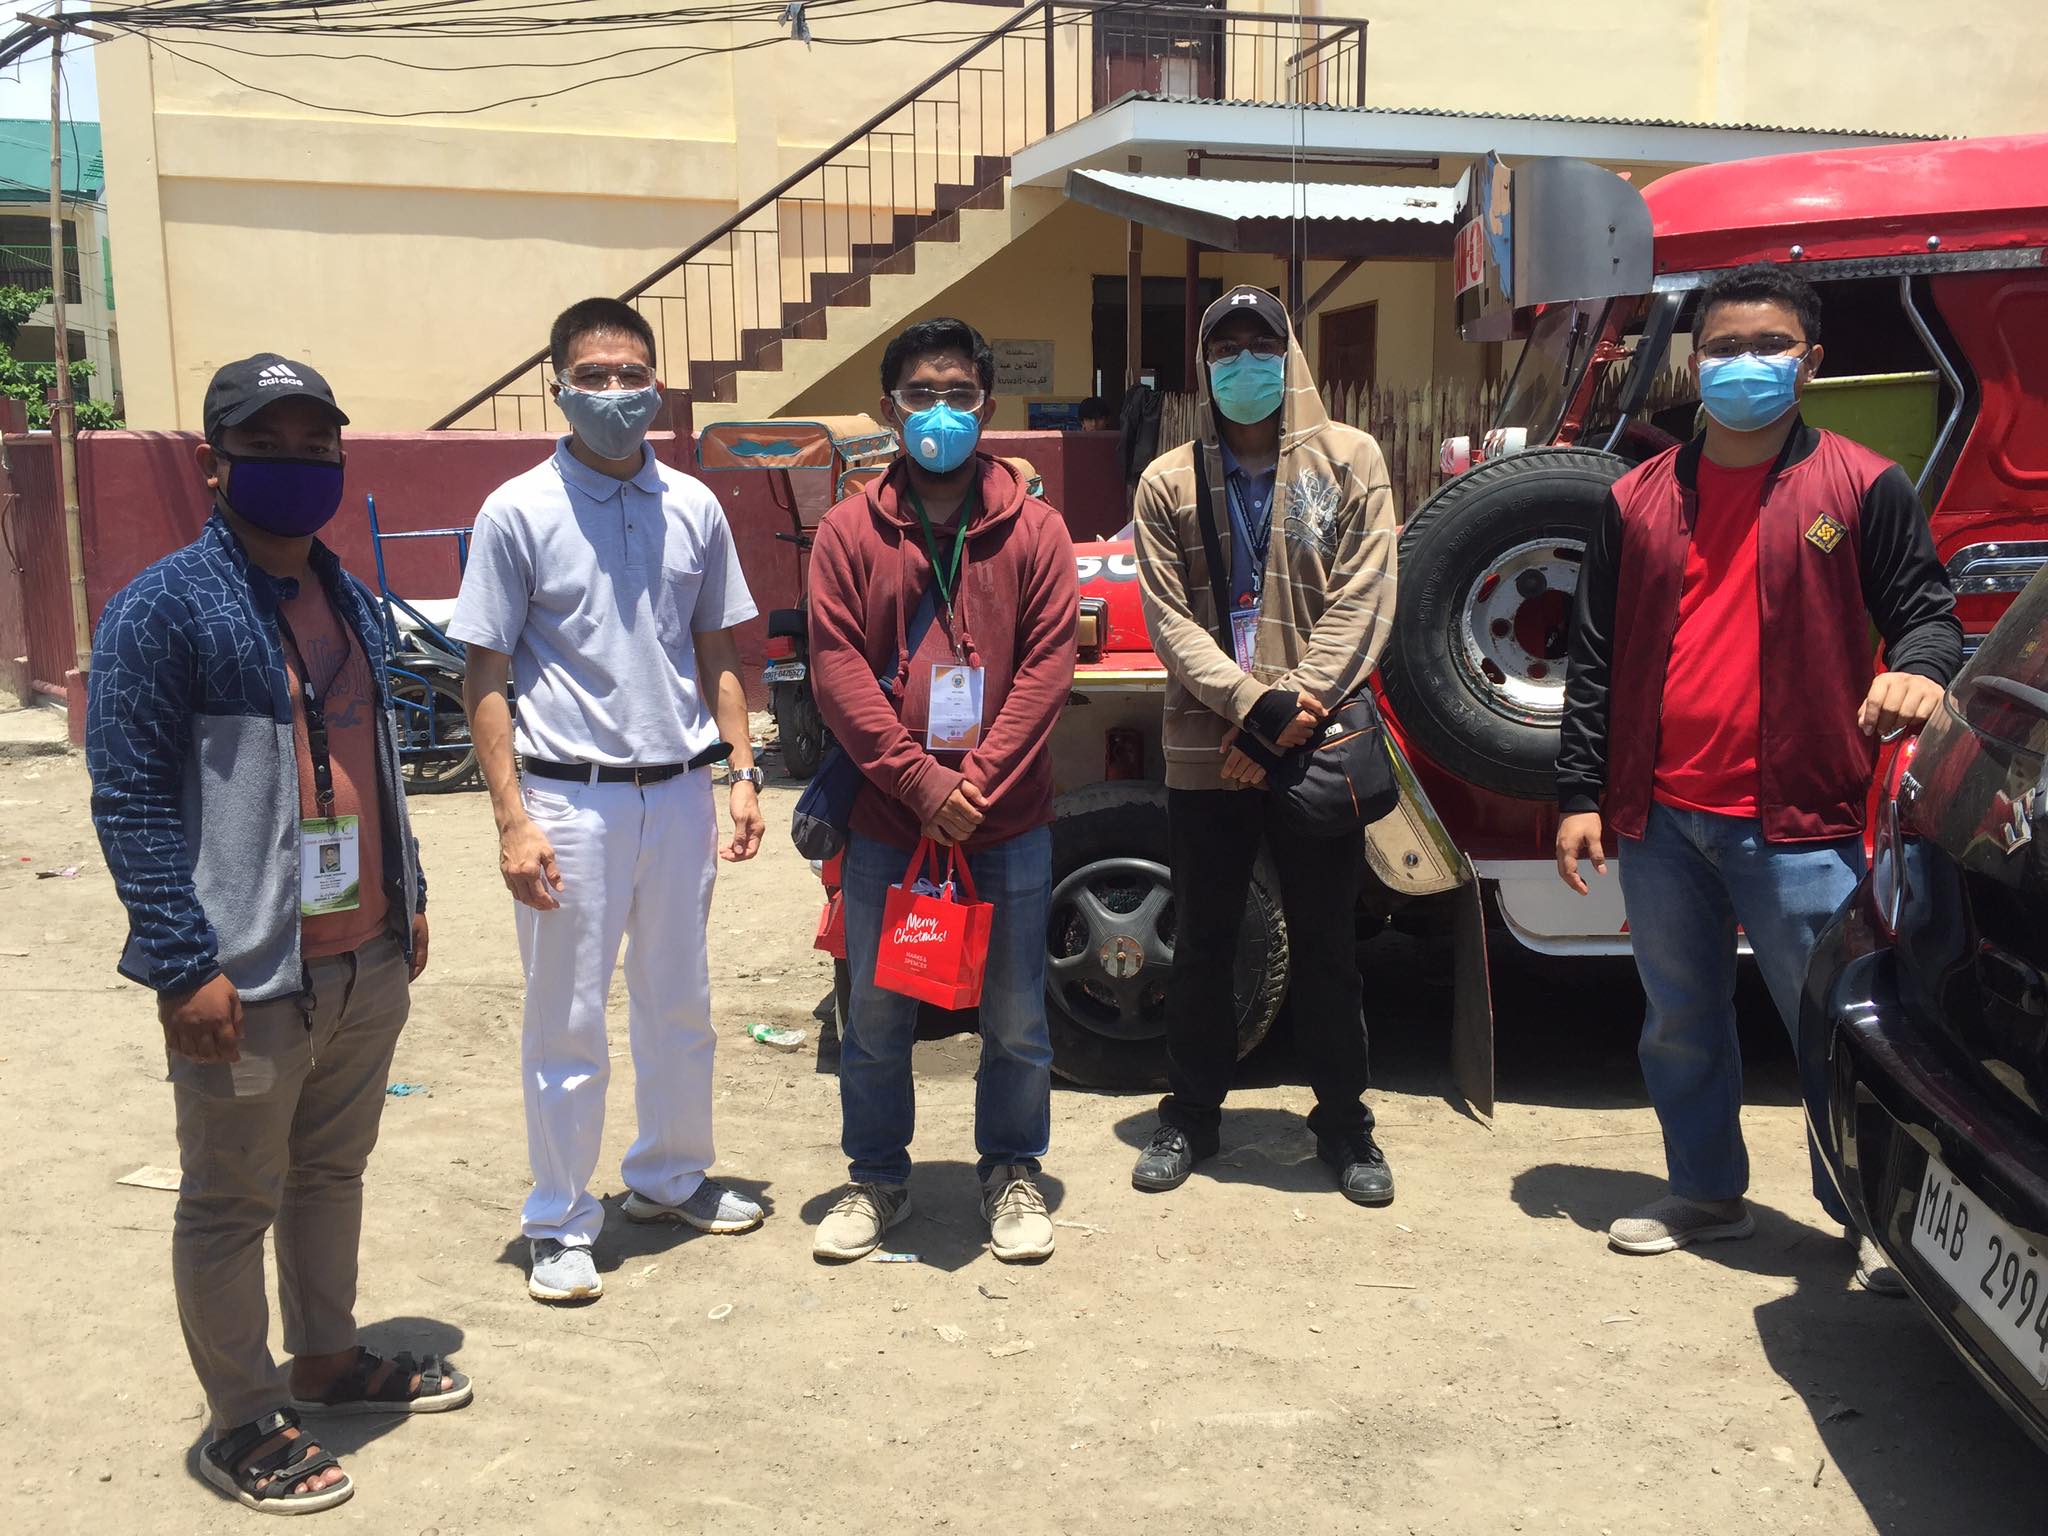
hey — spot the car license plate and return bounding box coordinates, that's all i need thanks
[1910,1153,2048,1386]
[763,661,808,684]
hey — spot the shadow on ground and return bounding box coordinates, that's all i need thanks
[1510,1160,2048,1529]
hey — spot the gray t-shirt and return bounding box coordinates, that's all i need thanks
[448,439,757,766]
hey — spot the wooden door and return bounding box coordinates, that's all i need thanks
[1319,302,1378,393]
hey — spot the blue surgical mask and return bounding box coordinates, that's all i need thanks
[556,383,663,460]
[1209,352,1286,425]
[1697,352,1803,432]
[901,402,981,474]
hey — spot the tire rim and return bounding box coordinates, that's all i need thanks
[390,676,474,785]
[1454,537,1584,726]
[1046,857,1174,1043]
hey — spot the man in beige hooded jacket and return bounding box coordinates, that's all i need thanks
[1130,285,1400,1205]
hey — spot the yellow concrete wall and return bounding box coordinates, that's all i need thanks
[98,0,2048,430]
[98,3,1043,430]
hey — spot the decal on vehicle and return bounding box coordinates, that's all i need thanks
[1075,553,1139,582]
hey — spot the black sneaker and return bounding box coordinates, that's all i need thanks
[1317,1134,1395,1206]
[1132,1124,1215,1192]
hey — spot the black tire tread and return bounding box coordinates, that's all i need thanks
[1380,447,1627,800]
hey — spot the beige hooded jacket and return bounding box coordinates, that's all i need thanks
[1133,291,1400,791]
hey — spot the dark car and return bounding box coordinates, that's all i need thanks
[1801,567,2048,1451]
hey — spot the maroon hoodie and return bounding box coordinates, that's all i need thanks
[808,454,1078,852]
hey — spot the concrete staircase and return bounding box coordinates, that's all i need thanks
[696,167,1058,424]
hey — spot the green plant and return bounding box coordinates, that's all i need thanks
[0,283,122,429]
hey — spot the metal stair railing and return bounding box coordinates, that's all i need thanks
[432,2,1369,431]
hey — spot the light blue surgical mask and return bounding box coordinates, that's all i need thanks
[556,383,663,460]
[902,401,981,474]
[1697,352,1803,433]
[1209,352,1286,425]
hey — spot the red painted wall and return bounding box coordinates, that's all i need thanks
[0,424,1129,720]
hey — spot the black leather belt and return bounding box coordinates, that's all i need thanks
[523,741,730,786]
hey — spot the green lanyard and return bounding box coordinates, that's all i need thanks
[904,483,974,609]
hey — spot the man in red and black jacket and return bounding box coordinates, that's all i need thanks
[1556,263,1962,1284]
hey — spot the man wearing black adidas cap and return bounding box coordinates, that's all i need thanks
[87,355,466,1516]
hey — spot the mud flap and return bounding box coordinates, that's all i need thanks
[1450,858,1495,1122]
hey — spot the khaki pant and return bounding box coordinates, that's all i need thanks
[170,934,410,1431]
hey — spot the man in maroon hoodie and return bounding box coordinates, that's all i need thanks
[807,317,1078,1263]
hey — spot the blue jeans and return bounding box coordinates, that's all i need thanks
[839,827,1054,1185]
[1618,802,1862,1225]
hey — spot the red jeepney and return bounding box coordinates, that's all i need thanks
[813,135,2048,1117]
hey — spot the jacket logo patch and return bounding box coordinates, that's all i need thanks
[1282,471,1343,558]
[1804,512,1847,554]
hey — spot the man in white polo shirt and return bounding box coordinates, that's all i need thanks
[451,297,768,1304]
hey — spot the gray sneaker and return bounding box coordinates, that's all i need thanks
[813,1182,911,1261]
[622,1180,764,1234]
[1851,1230,1907,1296]
[528,1238,602,1302]
[1608,1195,1755,1255]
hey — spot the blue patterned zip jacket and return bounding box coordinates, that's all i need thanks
[86,513,426,1000]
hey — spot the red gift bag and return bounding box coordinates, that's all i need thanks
[874,839,994,1009]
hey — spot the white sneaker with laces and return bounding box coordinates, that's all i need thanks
[983,1164,1055,1262]
[813,1182,910,1261]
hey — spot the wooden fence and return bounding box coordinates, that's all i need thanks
[1157,366,1697,513]
[1159,379,1506,513]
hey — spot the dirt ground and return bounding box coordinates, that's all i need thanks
[4,749,2046,1536]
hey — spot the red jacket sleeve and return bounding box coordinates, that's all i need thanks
[962,510,1078,812]
[807,513,963,825]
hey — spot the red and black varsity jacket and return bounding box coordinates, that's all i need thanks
[1557,421,1963,843]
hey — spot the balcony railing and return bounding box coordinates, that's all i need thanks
[435,1,1369,431]
[0,244,81,306]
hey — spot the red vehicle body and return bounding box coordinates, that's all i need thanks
[811,135,2048,1114]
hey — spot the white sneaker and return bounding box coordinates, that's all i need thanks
[813,1183,911,1261]
[1851,1229,1907,1295]
[527,1239,602,1302]
[622,1180,764,1234]
[1607,1195,1754,1255]
[982,1165,1055,1262]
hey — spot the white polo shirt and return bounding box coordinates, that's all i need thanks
[449,438,757,766]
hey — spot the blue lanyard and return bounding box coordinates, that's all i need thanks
[1225,467,1272,604]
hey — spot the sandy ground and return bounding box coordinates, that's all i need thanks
[3,750,2045,1535]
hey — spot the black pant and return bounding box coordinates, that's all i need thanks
[1159,787,1373,1145]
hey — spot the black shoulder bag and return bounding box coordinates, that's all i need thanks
[1192,445,1399,837]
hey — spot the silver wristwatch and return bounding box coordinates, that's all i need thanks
[729,767,766,788]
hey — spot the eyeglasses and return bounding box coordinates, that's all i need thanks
[891,386,986,414]
[1697,336,1808,361]
[1207,336,1288,362]
[558,364,656,391]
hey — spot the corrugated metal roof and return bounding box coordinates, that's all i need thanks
[1075,169,1457,224]
[1118,93,1944,143]
[0,118,103,202]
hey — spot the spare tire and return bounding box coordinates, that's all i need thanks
[1045,783,1288,1091]
[1380,447,1627,800]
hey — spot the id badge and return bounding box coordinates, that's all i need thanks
[300,816,362,916]
[1230,607,1261,673]
[926,664,985,752]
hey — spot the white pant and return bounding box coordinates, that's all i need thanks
[514,769,719,1246]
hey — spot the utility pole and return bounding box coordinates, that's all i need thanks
[42,1,88,677]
